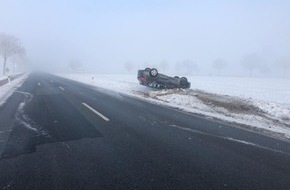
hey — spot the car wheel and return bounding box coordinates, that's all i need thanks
[149,68,158,77]
[180,77,188,87]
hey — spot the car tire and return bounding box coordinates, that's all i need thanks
[149,68,158,77]
[180,77,188,87]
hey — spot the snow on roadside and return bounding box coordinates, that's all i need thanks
[56,73,290,139]
[0,75,8,81]
[156,93,213,112]
[188,76,290,104]
[0,74,29,106]
[254,101,290,123]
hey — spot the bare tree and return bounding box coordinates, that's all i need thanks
[240,53,263,77]
[10,51,26,73]
[158,60,169,72]
[0,33,25,75]
[69,60,82,72]
[259,64,271,76]
[276,57,290,78]
[175,59,199,75]
[142,62,149,69]
[212,58,228,75]
[124,61,134,73]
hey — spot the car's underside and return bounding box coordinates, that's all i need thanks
[137,68,191,89]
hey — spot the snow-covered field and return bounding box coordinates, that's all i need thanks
[191,76,290,104]
[57,73,290,140]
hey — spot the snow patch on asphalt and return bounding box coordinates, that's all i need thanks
[55,73,290,139]
[14,91,49,136]
[15,91,37,132]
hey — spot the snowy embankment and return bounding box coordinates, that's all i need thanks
[0,73,26,86]
[0,76,7,81]
[0,74,29,106]
[57,73,290,140]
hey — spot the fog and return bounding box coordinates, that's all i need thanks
[1,0,290,77]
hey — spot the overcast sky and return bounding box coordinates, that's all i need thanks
[1,0,290,76]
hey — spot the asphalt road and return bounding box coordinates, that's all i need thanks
[0,73,290,190]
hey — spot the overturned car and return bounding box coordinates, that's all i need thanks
[137,68,191,89]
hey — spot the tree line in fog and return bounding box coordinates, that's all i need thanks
[0,33,26,75]
[123,54,290,78]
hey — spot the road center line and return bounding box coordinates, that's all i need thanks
[59,86,65,91]
[82,103,110,122]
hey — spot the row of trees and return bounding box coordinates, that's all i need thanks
[0,33,25,75]
[124,60,199,75]
[215,54,290,77]
[124,55,290,77]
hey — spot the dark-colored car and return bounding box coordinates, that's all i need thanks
[137,68,191,89]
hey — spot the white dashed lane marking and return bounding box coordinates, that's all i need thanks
[82,103,110,122]
[59,86,65,91]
